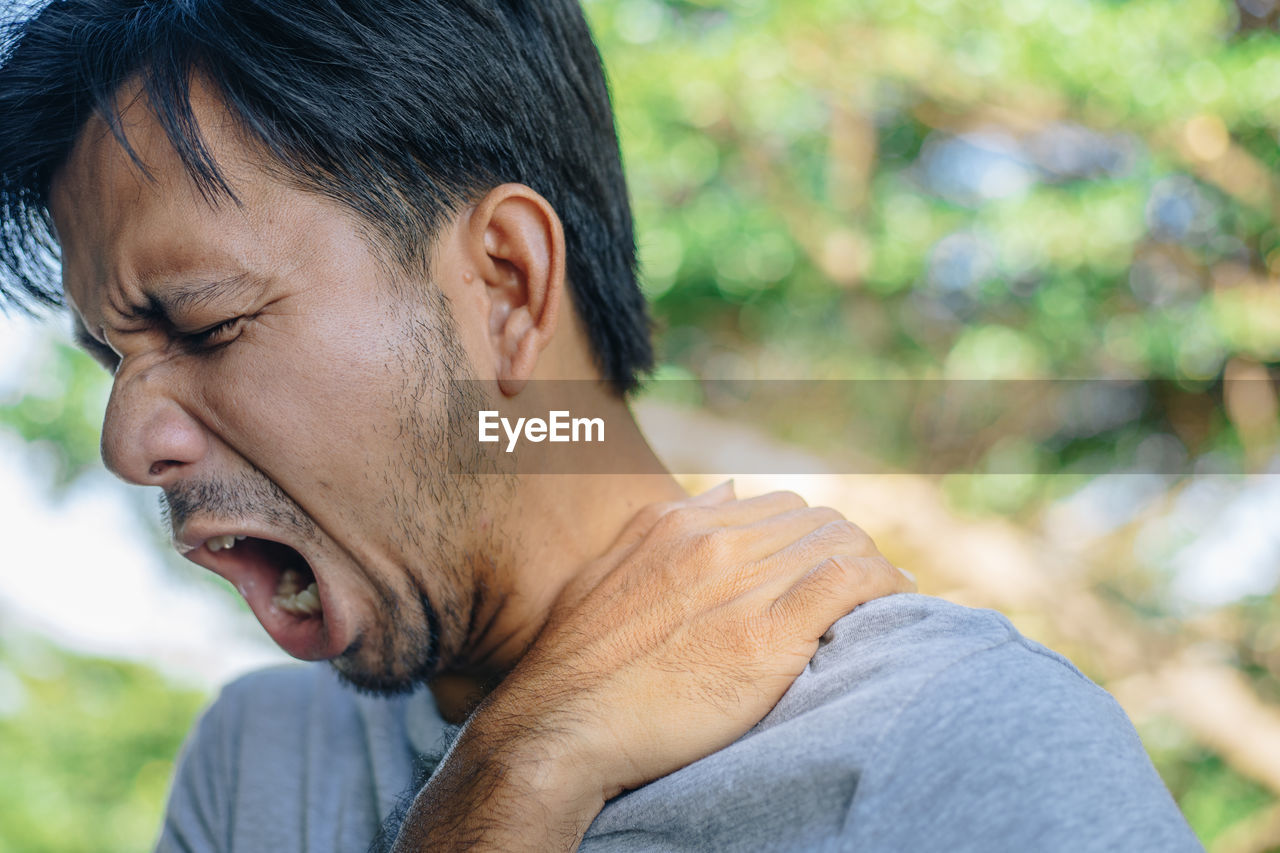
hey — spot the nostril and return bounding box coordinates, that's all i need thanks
[102,378,210,485]
[149,460,183,477]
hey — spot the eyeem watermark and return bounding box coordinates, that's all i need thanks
[479,410,605,452]
[452,378,1266,475]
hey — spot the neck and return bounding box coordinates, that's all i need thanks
[430,397,686,722]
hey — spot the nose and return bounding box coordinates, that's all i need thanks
[100,364,210,487]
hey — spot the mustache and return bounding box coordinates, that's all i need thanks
[160,472,316,540]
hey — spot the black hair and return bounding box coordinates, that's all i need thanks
[0,0,653,392]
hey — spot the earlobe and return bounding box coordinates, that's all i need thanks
[497,310,537,396]
[465,184,565,396]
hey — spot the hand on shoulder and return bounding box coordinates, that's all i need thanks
[391,481,912,851]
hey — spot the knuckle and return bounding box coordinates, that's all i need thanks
[819,519,873,552]
[765,591,799,627]
[802,519,863,551]
[765,594,824,645]
[768,490,808,510]
[826,519,860,538]
[653,505,701,538]
[819,553,866,584]
[807,506,846,526]
[690,526,732,567]
[634,500,677,530]
[824,554,910,596]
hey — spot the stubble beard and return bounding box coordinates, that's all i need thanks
[161,277,515,699]
[328,282,516,698]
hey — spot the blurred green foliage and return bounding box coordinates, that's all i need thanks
[2,0,1280,849]
[0,340,108,490]
[592,0,1280,512]
[1147,725,1277,845]
[0,633,204,853]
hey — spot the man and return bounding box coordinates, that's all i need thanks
[0,1,1201,851]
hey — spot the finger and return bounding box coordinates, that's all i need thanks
[766,553,915,640]
[607,480,737,553]
[683,508,850,588]
[695,490,809,527]
[634,508,876,604]
[556,479,739,615]
[755,518,880,588]
[726,505,849,561]
[742,518,901,603]
[641,491,809,548]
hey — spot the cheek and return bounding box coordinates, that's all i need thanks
[202,317,411,482]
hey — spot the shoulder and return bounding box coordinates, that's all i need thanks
[584,595,1200,852]
[177,663,365,765]
[154,664,324,852]
[203,662,329,720]
[177,664,335,771]
[758,592,1156,790]
[781,594,1201,852]
[755,592,1063,732]
[587,595,1094,849]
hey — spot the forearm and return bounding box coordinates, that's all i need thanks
[390,716,605,852]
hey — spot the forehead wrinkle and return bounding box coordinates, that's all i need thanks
[146,271,259,314]
[95,282,162,326]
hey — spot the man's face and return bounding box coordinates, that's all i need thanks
[49,89,507,695]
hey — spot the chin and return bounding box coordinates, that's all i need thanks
[330,665,424,698]
[326,623,443,698]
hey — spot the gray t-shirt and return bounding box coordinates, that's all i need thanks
[155,594,1203,852]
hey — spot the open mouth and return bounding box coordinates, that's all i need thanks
[207,535,321,616]
[185,532,342,661]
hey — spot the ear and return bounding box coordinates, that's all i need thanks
[465,183,566,397]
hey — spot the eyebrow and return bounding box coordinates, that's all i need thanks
[141,271,261,318]
[69,270,263,360]
[102,271,262,326]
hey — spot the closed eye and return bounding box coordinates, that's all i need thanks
[182,316,245,350]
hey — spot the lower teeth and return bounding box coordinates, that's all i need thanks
[272,569,321,616]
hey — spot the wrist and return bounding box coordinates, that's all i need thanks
[390,711,606,853]
[446,691,609,831]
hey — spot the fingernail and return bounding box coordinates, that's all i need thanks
[897,567,916,584]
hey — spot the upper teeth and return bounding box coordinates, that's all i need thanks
[207,534,247,552]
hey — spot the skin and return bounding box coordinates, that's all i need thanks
[52,82,685,711]
[51,81,915,850]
